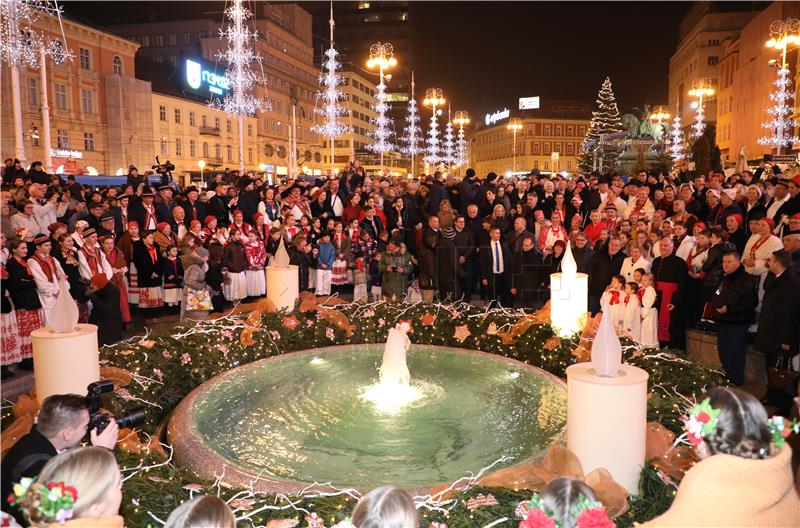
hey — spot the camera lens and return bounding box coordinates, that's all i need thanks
[115,407,146,430]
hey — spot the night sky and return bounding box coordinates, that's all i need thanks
[63,1,696,117]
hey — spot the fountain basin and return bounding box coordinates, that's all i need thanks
[168,344,567,494]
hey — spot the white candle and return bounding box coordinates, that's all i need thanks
[550,242,588,336]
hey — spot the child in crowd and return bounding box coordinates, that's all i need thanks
[371,230,389,301]
[164,496,235,528]
[315,231,335,296]
[289,235,312,293]
[162,244,183,312]
[538,477,606,528]
[244,230,267,297]
[600,274,626,333]
[621,281,641,340]
[632,267,645,287]
[221,228,247,302]
[352,486,418,528]
[639,273,658,347]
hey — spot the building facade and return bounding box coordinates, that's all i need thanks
[470,102,590,176]
[1,13,153,175]
[667,3,759,131]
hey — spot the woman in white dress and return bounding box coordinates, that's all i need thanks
[620,242,651,283]
[742,217,783,304]
[28,235,66,324]
[639,273,659,347]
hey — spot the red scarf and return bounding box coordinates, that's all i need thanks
[624,294,630,304]
[144,204,157,230]
[81,246,102,275]
[609,290,620,305]
[749,234,772,260]
[637,289,645,302]
[147,244,158,264]
[32,254,56,282]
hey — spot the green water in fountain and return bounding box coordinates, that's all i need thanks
[190,345,566,489]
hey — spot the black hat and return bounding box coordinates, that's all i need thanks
[389,233,403,246]
[158,184,172,192]
[83,228,97,238]
[486,172,498,182]
[465,168,475,178]
[30,161,42,168]
[185,186,199,194]
[101,214,115,222]
[34,234,51,246]
[141,191,155,198]
[88,201,104,210]
[237,177,254,190]
[128,165,137,171]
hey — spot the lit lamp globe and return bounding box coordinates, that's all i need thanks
[549,241,588,337]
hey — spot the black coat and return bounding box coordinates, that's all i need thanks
[701,241,736,290]
[181,200,207,227]
[511,248,544,303]
[6,257,41,310]
[426,181,448,216]
[1,428,57,523]
[587,249,625,298]
[208,194,231,227]
[710,266,758,324]
[89,282,123,346]
[133,241,164,287]
[756,270,800,356]
[480,241,512,281]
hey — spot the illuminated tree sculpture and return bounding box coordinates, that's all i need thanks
[758,66,799,153]
[399,73,424,178]
[668,116,687,162]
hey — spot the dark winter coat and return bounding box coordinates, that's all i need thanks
[756,270,800,357]
[710,265,758,325]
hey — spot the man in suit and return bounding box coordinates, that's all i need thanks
[453,215,476,301]
[481,226,512,307]
[181,186,207,228]
[1,394,118,524]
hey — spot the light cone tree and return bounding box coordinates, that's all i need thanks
[398,73,423,178]
[579,77,623,171]
[758,66,799,154]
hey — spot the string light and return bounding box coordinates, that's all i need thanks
[423,88,446,165]
[0,0,73,68]
[365,42,397,170]
[668,116,687,163]
[757,66,799,151]
[399,73,424,178]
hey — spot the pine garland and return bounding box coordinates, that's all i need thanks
[10,302,724,527]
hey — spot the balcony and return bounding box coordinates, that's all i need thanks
[203,157,224,166]
[199,126,221,136]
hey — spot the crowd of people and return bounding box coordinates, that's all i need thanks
[1,386,797,527]
[3,157,800,392]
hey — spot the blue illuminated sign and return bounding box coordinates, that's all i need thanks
[181,57,230,97]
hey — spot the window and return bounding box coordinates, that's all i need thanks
[154,34,164,46]
[183,33,193,45]
[555,125,562,136]
[168,33,177,46]
[161,137,169,155]
[31,129,39,147]
[567,125,574,136]
[28,77,38,106]
[707,56,719,66]
[189,111,196,126]
[247,124,253,136]
[166,56,177,67]
[159,105,167,121]
[79,48,90,70]
[176,138,182,156]
[532,142,540,155]
[567,161,572,170]
[57,129,68,148]
[202,142,209,158]
[189,139,196,157]
[214,117,220,130]
[227,145,233,161]
[248,148,253,164]
[555,142,562,153]
[226,120,232,133]
[81,89,94,115]
[141,35,150,47]
[84,132,95,151]
[566,143,574,155]
[215,143,221,158]
[544,125,551,136]
[54,84,67,110]
[708,38,720,46]
[174,108,182,124]
[544,161,550,171]
[544,142,551,153]
[201,115,207,128]
[197,32,206,40]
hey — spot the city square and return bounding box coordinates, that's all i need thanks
[1,1,800,527]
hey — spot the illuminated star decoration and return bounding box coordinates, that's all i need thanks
[453,324,471,343]
[668,116,687,162]
[210,0,268,118]
[365,42,396,158]
[0,0,73,69]
[311,5,349,142]
[399,78,424,158]
[442,109,455,168]
[425,109,441,164]
[283,315,301,331]
[758,66,799,150]
[420,312,436,326]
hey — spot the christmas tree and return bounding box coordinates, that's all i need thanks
[579,77,623,171]
[442,109,455,168]
[398,74,423,177]
[758,66,799,153]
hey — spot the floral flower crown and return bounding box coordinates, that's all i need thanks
[516,492,615,528]
[6,477,78,524]
[683,397,800,449]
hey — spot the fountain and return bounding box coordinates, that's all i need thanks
[169,330,567,493]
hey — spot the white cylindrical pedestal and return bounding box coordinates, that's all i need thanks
[265,265,299,312]
[550,272,588,336]
[32,324,100,403]
[566,362,648,495]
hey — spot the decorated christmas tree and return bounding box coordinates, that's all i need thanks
[579,77,623,171]
[758,66,799,153]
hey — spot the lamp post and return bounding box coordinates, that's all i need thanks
[688,79,714,141]
[506,118,523,173]
[649,105,671,147]
[422,88,446,168]
[367,41,397,176]
[761,17,800,155]
[453,110,470,173]
[198,159,206,185]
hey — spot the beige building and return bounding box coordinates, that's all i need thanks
[112,3,328,177]
[668,3,759,131]
[470,103,590,176]
[717,1,800,161]
[1,13,154,175]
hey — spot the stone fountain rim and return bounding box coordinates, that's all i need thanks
[168,343,567,496]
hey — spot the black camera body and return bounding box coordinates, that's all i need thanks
[86,380,145,435]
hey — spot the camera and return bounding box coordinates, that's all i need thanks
[86,380,145,435]
[151,155,176,175]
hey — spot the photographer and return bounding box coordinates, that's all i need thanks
[1,394,118,523]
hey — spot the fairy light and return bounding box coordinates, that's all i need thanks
[365,42,397,174]
[668,115,687,162]
[0,0,73,68]
[423,88,446,165]
[442,106,456,170]
[398,72,424,178]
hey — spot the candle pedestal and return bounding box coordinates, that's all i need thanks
[566,362,648,495]
[550,272,588,336]
[32,324,100,403]
[265,265,299,312]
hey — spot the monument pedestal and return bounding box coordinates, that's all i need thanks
[566,362,648,494]
[32,324,100,403]
[265,265,299,312]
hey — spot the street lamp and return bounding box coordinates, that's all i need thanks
[422,88,446,167]
[649,105,671,147]
[366,42,397,176]
[688,79,714,140]
[761,17,800,155]
[453,111,470,170]
[506,118,523,173]
[198,159,206,184]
